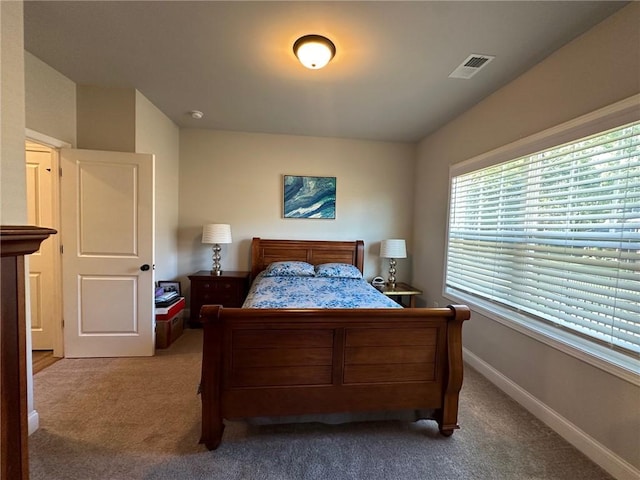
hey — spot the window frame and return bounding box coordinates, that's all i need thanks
[443,94,640,385]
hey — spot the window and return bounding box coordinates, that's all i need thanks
[445,99,639,373]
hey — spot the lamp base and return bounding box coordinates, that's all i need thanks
[211,244,222,275]
[387,258,397,288]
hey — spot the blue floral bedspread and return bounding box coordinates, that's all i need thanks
[243,272,401,309]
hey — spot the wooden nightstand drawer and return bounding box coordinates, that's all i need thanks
[198,280,237,293]
[188,271,250,326]
[200,289,237,303]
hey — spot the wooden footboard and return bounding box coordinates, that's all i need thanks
[199,305,470,450]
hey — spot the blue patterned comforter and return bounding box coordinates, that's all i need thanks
[243,272,401,309]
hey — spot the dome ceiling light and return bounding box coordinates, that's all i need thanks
[293,34,336,70]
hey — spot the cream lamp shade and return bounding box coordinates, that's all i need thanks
[380,239,406,287]
[380,239,407,259]
[202,224,232,275]
[202,224,232,245]
[293,34,336,69]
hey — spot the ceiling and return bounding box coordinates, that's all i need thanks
[23,1,627,143]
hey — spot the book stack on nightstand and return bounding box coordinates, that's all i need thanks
[155,290,185,349]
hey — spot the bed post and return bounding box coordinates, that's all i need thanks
[199,305,225,450]
[250,237,261,280]
[355,240,364,273]
[438,304,471,436]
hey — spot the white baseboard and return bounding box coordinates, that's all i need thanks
[463,348,640,480]
[28,409,39,435]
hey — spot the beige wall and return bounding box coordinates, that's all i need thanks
[1,0,27,225]
[77,85,136,152]
[24,73,181,283]
[0,0,42,436]
[25,52,76,146]
[178,129,415,303]
[24,65,181,289]
[414,3,640,471]
[135,91,180,282]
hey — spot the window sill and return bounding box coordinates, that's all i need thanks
[444,288,640,386]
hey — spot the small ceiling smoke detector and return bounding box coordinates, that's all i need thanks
[189,110,204,119]
[449,54,495,79]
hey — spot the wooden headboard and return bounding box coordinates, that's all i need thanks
[250,237,365,279]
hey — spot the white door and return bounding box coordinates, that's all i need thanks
[26,143,58,350]
[61,148,155,357]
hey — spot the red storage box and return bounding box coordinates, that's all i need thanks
[156,297,185,348]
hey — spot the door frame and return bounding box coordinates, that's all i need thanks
[25,129,70,358]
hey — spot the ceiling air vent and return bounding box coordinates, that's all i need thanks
[449,54,495,79]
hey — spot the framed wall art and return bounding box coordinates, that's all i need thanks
[283,175,336,219]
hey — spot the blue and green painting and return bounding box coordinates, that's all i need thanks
[283,175,336,219]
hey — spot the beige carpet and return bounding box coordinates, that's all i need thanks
[29,329,612,480]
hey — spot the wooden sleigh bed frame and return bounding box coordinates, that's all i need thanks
[198,238,470,449]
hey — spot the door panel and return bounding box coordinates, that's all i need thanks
[80,276,137,333]
[79,162,138,254]
[61,149,154,357]
[26,147,56,350]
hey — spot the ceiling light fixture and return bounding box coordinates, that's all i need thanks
[293,34,336,70]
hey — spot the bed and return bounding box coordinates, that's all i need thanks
[198,238,470,450]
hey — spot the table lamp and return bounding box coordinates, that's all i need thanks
[380,239,406,288]
[202,224,232,275]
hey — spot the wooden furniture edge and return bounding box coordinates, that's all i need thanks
[439,304,471,435]
[0,225,57,257]
[198,303,471,448]
[1,225,56,480]
[199,305,225,449]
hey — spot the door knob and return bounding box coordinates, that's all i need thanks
[140,264,150,271]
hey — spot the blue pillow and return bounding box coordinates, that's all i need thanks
[315,263,362,279]
[263,261,315,277]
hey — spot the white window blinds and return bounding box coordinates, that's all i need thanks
[446,121,640,355]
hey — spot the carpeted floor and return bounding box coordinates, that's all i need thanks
[29,329,613,480]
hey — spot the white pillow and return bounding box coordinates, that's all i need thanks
[314,263,362,279]
[263,261,315,277]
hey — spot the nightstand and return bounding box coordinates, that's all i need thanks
[188,270,250,327]
[375,282,423,308]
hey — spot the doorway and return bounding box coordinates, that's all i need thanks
[24,132,156,360]
[25,140,64,359]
